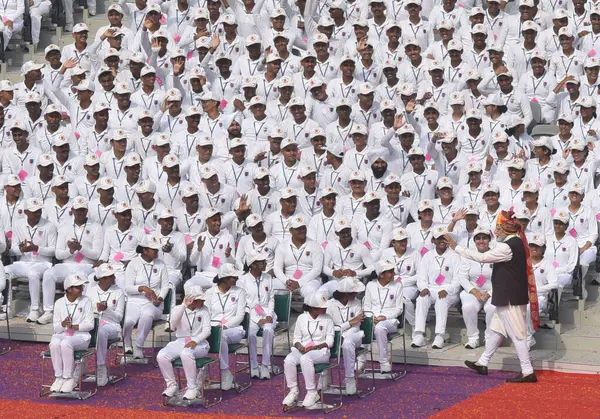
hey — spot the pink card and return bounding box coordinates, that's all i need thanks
[219,99,228,110]
[74,252,85,263]
[74,132,81,140]
[159,15,166,24]
[113,251,124,262]
[552,260,559,268]
[569,228,578,238]
[364,241,372,250]
[304,340,316,348]
[33,251,39,256]
[420,247,429,256]
[435,274,445,285]
[186,51,194,60]
[174,34,181,43]
[596,213,600,221]
[531,97,538,103]
[321,241,328,249]
[425,153,432,162]
[255,304,265,316]
[6,231,12,240]
[211,256,221,268]
[185,234,193,245]
[475,274,486,287]
[396,276,402,282]
[185,337,192,344]
[100,319,107,327]
[144,227,151,234]
[589,49,597,57]
[293,269,303,279]
[95,149,102,157]
[17,169,28,181]
[156,76,163,86]
[220,318,228,325]
[65,328,74,336]
[302,37,308,43]
[551,208,557,216]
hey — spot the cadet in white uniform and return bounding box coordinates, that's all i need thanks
[5,198,57,322]
[458,226,495,349]
[412,226,461,349]
[38,197,103,325]
[363,260,404,373]
[204,264,247,391]
[380,227,421,327]
[546,210,578,292]
[123,235,169,359]
[237,250,277,379]
[157,285,211,401]
[85,264,125,386]
[326,277,365,396]
[282,292,334,408]
[48,274,94,394]
[273,213,324,295]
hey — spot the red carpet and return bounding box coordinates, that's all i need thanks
[431,370,600,419]
[0,400,306,419]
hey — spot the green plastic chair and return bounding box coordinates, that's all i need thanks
[40,317,100,400]
[167,325,223,408]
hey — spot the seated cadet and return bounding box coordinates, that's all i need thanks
[321,217,374,298]
[526,233,558,350]
[273,215,323,297]
[48,274,94,394]
[204,264,247,391]
[38,196,103,325]
[235,213,279,275]
[546,210,579,292]
[5,198,57,322]
[412,226,461,349]
[282,292,334,408]
[458,226,495,349]
[381,227,421,327]
[187,208,236,288]
[123,235,169,359]
[157,285,211,401]
[363,260,404,373]
[326,277,365,396]
[238,250,277,379]
[85,264,125,386]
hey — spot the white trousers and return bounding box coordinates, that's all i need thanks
[87,0,96,13]
[414,292,460,335]
[557,273,573,289]
[0,269,6,304]
[1,19,23,51]
[186,271,218,289]
[272,277,321,299]
[460,291,495,341]
[402,285,419,327]
[42,263,94,312]
[580,247,597,278]
[30,2,51,44]
[477,305,534,376]
[342,330,364,378]
[62,0,74,25]
[49,333,90,378]
[96,322,120,366]
[5,261,52,311]
[220,326,244,370]
[284,347,330,391]
[157,338,209,390]
[526,295,548,339]
[374,319,398,364]
[123,299,163,348]
[248,316,276,368]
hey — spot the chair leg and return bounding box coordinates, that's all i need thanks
[40,355,52,397]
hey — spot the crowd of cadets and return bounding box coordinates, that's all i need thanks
[1,0,600,408]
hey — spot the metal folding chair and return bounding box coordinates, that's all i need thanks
[0,279,10,355]
[104,295,128,385]
[283,330,343,414]
[362,308,407,381]
[163,325,224,408]
[40,318,100,399]
[227,312,252,392]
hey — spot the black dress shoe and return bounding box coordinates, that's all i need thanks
[464,360,488,375]
[506,372,538,383]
